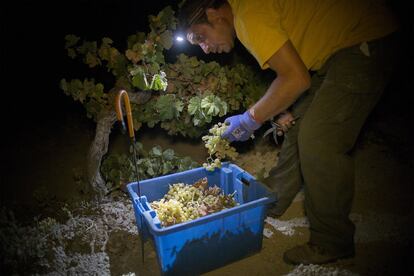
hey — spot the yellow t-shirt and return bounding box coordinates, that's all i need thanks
[227,0,399,71]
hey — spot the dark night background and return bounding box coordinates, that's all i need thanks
[2,0,413,231]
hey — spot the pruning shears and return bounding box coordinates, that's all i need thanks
[263,115,300,144]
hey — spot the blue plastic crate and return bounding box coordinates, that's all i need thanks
[127,162,276,275]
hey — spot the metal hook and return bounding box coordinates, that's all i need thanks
[115,89,135,140]
[114,89,145,263]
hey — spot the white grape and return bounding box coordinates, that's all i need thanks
[150,178,238,227]
[201,122,238,171]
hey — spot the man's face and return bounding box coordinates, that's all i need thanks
[187,20,235,54]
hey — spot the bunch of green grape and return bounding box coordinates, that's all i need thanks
[202,122,239,171]
[150,179,238,227]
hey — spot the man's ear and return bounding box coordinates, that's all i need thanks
[206,8,221,23]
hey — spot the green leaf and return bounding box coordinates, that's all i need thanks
[159,30,173,50]
[178,157,199,171]
[109,169,119,179]
[162,149,175,160]
[149,71,168,91]
[64,34,80,48]
[67,48,77,59]
[162,162,174,175]
[132,73,149,90]
[175,100,184,113]
[147,166,155,176]
[187,96,202,115]
[193,75,202,83]
[60,79,68,92]
[127,32,146,48]
[189,56,199,67]
[78,41,98,55]
[201,95,217,115]
[156,94,179,120]
[193,118,201,126]
[201,95,228,117]
[85,52,100,68]
[208,105,219,115]
[101,144,199,187]
[158,6,175,26]
[151,146,162,157]
[102,37,113,46]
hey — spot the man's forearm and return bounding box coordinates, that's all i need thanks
[249,75,308,123]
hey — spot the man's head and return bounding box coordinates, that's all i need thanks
[178,0,235,54]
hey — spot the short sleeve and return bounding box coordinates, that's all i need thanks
[232,2,288,69]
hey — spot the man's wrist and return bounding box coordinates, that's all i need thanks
[242,110,262,131]
[249,108,263,124]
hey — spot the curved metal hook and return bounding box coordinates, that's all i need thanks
[115,89,135,140]
[115,89,144,262]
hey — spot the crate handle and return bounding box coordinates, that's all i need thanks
[236,171,253,186]
[240,177,251,186]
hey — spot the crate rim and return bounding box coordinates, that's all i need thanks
[127,163,276,235]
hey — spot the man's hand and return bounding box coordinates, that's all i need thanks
[221,111,262,142]
[275,111,297,136]
[263,111,299,144]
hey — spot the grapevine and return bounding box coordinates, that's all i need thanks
[202,122,238,171]
[60,5,269,194]
[61,6,269,137]
[150,178,238,227]
[101,143,199,192]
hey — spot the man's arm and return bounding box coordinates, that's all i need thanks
[220,40,310,142]
[249,40,311,123]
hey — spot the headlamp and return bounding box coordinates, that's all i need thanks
[175,34,185,42]
[174,28,187,44]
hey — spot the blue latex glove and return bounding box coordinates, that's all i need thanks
[222,111,262,142]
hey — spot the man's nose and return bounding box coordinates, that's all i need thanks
[200,42,210,54]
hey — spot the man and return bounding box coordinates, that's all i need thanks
[179,0,399,265]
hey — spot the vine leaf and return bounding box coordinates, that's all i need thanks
[86,52,100,68]
[149,71,168,91]
[64,34,80,48]
[163,149,175,160]
[188,96,202,116]
[156,94,182,120]
[101,143,199,190]
[151,146,162,157]
[61,6,268,139]
[201,95,228,116]
[132,72,149,90]
[162,162,174,174]
[125,49,142,64]
[159,30,173,50]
